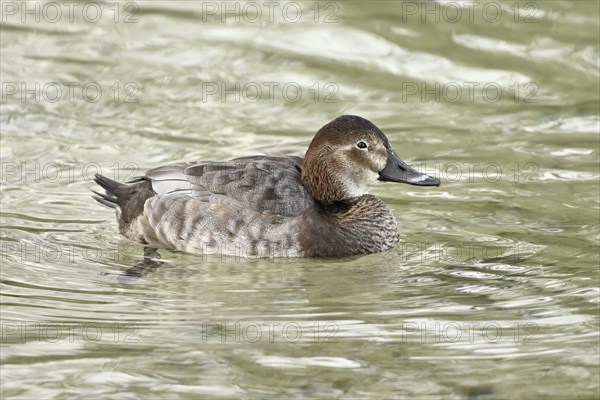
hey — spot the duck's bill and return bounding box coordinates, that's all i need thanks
[378,149,441,186]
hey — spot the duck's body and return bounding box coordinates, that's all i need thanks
[93,115,440,258]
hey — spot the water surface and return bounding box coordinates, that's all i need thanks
[1,1,599,398]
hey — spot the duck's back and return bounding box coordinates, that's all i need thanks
[146,156,315,216]
[119,156,317,256]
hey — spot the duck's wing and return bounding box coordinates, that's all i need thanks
[142,162,195,195]
[143,156,316,217]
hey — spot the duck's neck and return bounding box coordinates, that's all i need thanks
[302,161,353,204]
[298,195,399,257]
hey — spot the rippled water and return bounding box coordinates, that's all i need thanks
[1,1,599,398]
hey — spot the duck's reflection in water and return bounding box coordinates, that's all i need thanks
[119,247,164,281]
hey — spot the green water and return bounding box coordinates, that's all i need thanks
[1,1,599,398]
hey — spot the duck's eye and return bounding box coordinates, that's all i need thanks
[356,141,368,149]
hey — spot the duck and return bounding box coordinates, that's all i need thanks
[93,115,440,258]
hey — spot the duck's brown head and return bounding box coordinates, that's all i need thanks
[301,115,440,205]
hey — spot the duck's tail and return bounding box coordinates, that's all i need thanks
[92,173,156,230]
[92,174,123,209]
